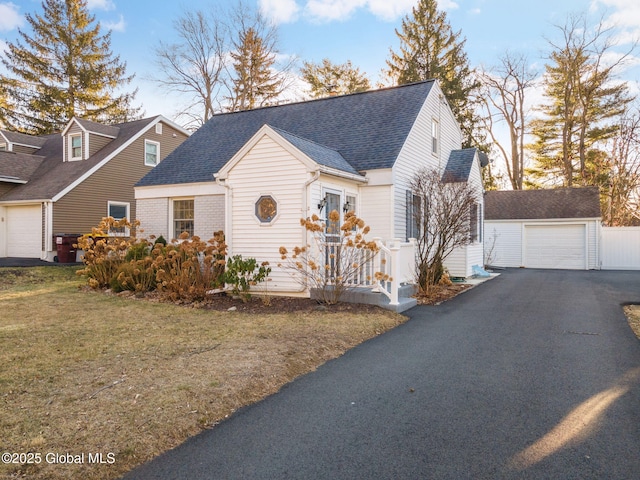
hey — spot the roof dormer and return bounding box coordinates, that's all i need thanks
[0,130,47,154]
[61,117,120,161]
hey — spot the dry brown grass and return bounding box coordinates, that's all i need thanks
[0,267,406,480]
[624,305,640,340]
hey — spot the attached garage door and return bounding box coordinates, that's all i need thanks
[6,205,42,257]
[524,224,586,269]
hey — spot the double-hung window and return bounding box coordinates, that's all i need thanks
[173,199,194,238]
[406,190,422,241]
[145,140,160,167]
[469,203,482,243]
[431,119,439,155]
[70,134,82,160]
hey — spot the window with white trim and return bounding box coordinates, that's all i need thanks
[173,199,194,238]
[431,119,439,155]
[469,202,482,243]
[0,143,6,151]
[406,190,422,241]
[145,140,160,166]
[108,201,130,236]
[70,134,83,160]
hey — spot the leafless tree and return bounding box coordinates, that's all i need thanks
[602,108,640,225]
[152,2,296,128]
[152,9,229,129]
[477,52,537,190]
[409,168,478,290]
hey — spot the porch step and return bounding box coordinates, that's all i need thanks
[310,284,418,313]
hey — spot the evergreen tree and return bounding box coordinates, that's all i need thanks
[301,58,370,98]
[529,15,634,187]
[0,0,139,134]
[386,0,482,148]
[229,26,283,111]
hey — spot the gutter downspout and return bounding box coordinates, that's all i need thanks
[293,169,321,294]
[215,175,233,256]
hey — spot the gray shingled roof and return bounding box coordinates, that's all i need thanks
[0,152,45,182]
[0,130,48,148]
[484,187,602,220]
[442,148,480,182]
[0,117,157,201]
[271,126,361,177]
[137,81,435,187]
[75,118,120,137]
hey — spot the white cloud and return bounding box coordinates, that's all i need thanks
[0,2,24,32]
[103,14,125,32]
[304,0,365,22]
[261,0,460,24]
[366,0,416,21]
[87,0,116,11]
[591,0,640,43]
[259,0,301,24]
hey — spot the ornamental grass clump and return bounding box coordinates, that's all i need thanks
[279,210,379,304]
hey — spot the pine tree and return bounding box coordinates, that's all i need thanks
[386,0,482,148]
[229,26,283,111]
[301,58,370,98]
[0,0,139,134]
[529,15,634,187]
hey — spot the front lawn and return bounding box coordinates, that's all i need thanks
[0,267,406,480]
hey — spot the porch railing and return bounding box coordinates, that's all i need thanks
[323,237,416,306]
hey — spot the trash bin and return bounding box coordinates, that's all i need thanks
[55,234,80,263]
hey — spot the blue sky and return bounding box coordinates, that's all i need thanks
[2,0,640,120]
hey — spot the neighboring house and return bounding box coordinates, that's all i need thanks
[135,80,488,307]
[484,187,602,270]
[0,116,190,260]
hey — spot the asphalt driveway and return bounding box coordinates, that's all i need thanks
[122,269,640,479]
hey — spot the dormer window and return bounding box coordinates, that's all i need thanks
[0,144,6,151]
[70,134,82,160]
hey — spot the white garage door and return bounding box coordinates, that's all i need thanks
[524,224,586,270]
[6,205,42,257]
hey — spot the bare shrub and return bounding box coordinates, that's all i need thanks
[279,210,379,304]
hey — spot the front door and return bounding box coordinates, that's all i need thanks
[324,192,341,281]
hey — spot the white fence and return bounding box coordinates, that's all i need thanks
[601,226,640,270]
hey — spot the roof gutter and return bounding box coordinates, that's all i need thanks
[318,165,368,183]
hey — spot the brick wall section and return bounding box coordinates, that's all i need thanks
[195,195,225,240]
[136,198,169,239]
[136,195,225,241]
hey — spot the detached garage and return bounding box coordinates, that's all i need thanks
[484,187,601,270]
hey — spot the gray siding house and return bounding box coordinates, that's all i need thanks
[0,116,190,260]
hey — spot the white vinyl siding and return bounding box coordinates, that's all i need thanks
[359,185,393,241]
[392,82,463,242]
[226,135,310,294]
[485,220,599,270]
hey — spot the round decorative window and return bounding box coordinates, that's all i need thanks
[255,195,277,223]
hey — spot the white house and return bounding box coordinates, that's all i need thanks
[135,81,488,310]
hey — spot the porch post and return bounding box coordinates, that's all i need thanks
[389,240,400,306]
